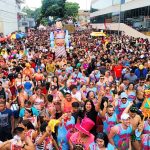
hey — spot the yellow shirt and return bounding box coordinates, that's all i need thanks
[46,63,55,73]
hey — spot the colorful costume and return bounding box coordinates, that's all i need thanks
[113,124,132,150]
[50,19,69,58]
[141,90,150,118]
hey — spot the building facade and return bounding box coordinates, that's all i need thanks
[0,0,25,35]
[90,0,150,36]
[78,10,90,24]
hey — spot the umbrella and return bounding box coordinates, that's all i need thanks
[0,37,6,42]
[11,34,16,40]
[20,33,26,37]
[11,33,26,40]
[16,33,22,39]
[90,32,106,37]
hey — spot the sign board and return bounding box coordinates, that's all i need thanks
[63,24,75,34]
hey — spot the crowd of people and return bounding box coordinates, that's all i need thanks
[0,26,150,150]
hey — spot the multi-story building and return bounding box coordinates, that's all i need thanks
[90,0,150,39]
[78,10,90,24]
[0,0,18,35]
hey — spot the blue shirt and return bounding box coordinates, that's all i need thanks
[113,124,132,149]
[57,116,75,150]
[0,108,13,128]
[19,107,39,117]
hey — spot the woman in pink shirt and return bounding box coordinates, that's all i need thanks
[69,117,95,150]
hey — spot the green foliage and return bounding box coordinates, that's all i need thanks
[40,17,49,26]
[33,8,42,21]
[41,0,66,18]
[22,7,41,21]
[64,2,80,19]
[22,7,34,18]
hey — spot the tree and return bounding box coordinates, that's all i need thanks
[35,0,66,27]
[64,2,80,19]
[33,8,41,21]
[40,17,49,26]
[41,0,66,18]
[22,7,34,18]
[22,7,41,21]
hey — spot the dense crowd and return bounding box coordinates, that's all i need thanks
[0,27,150,150]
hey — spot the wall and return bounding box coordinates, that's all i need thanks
[90,0,150,18]
[0,0,18,35]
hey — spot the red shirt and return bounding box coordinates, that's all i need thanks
[113,65,123,78]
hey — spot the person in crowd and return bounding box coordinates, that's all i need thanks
[0,101,14,141]
[122,103,142,150]
[95,132,115,150]
[115,92,130,120]
[30,87,45,112]
[108,113,132,150]
[18,119,37,142]
[69,117,95,150]
[35,122,59,150]
[0,25,149,150]
[125,82,136,102]
[135,64,148,79]
[0,127,35,150]
[100,103,118,135]
[0,81,6,100]
[124,70,138,83]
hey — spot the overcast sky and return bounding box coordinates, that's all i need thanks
[24,0,91,10]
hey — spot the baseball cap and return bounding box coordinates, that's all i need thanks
[121,113,130,120]
[121,92,128,99]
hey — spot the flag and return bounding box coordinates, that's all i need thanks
[104,19,107,30]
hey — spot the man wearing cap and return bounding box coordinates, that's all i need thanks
[122,103,142,150]
[108,113,132,150]
[115,92,130,121]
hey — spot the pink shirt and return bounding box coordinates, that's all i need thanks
[70,132,94,150]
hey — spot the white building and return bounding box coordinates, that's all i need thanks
[90,0,150,39]
[0,0,24,36]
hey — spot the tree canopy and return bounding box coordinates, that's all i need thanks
[22,7,41,21]
[41,0,66,18]
[64,2,80,19]
[23,0,80,27]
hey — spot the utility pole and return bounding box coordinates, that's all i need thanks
[118,0,122,35]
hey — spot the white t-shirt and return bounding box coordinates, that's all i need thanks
[71,91,81,102]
